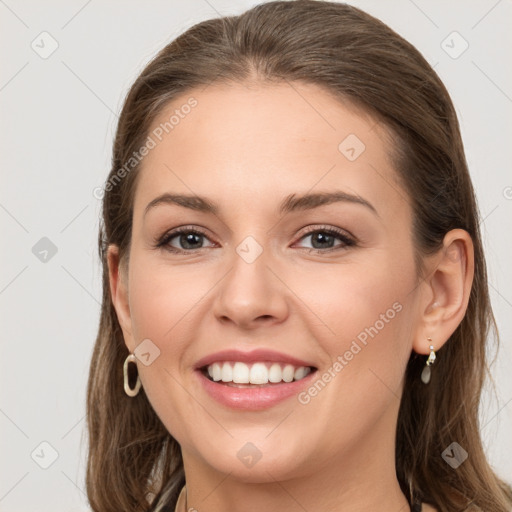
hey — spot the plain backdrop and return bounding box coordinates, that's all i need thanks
[1,1,511,510]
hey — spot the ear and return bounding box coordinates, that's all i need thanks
[107,244,135,352]
[412,229,474,355]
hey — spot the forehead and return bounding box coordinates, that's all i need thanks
[133,81,408,221]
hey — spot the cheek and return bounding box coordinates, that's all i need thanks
[128,257,210,344]
[292,251,416,353]
[291,251,417,409]
[125,256,209,441]
[126,255,208,402]
[277,256,417,450]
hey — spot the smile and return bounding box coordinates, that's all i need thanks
[196,364,318,410]
[203,361,314,386]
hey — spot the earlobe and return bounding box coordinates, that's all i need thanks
[413,229,474,355]
[107,245,133,346]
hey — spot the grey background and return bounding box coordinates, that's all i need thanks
[1,0,510,510]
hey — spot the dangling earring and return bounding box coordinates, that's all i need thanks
[123,353,142,397]
[420,338,436,384]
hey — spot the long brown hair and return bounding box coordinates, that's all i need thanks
[86,1,512,510]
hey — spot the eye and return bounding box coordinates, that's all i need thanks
[155,225,356,254]
[156,226,216,253]
[294,226,356,252]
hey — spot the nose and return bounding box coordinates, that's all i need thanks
[212,245,289,330]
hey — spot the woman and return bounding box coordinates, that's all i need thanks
[86,1,512,511]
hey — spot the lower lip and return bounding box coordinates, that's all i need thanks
[196,369,317,411]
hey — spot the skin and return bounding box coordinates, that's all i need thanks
[108,81,473,512]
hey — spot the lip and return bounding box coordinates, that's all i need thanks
[195,367,317,411]
[193,348,318,411]
[194,348,316,369]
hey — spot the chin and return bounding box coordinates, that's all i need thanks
[196,442,311,483]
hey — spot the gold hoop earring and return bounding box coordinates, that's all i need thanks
[123,353,142,397]
[420,338,436,384]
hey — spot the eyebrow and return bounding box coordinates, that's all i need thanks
[144,190,378,217]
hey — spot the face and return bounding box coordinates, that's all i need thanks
[115,81,423,483]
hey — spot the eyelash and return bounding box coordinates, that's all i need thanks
[155,225,356,255]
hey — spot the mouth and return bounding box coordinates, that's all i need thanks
[199,361,317,388]
[194,349,319,410]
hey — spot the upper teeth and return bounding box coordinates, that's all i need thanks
[207,362,311,384]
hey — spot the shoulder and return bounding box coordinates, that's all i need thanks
[422,504,438,512]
